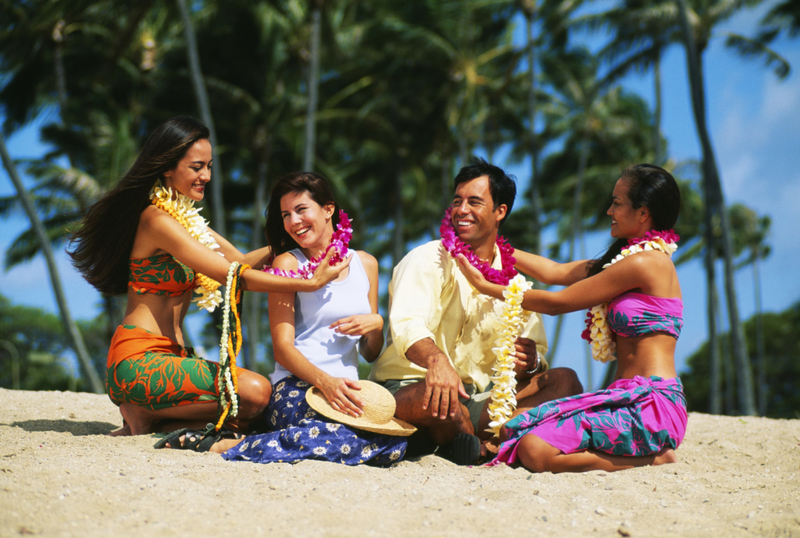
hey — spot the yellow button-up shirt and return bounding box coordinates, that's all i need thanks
[369,240,548,392]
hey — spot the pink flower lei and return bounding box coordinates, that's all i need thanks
[439,207,517,285]
[263,209,353,279]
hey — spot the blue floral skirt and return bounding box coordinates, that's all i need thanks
[221,376,407,466]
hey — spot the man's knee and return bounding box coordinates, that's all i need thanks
[547,367,583,397]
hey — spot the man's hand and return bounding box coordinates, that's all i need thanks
[513,337,540,379]
[422,353,469,419]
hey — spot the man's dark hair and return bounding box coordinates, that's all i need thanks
[453,157,516,226]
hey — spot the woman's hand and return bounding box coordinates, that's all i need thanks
[330,313,383,336]
[317,375,364,418]
[309,248,352,289]
[455,254,503,299]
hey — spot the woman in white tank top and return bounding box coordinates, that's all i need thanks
[219,172,408,465]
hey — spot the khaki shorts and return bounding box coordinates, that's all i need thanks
[381,378,493,432]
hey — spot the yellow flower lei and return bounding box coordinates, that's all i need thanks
[215,261,248,428]
[585,232,679,363]
[149,181,223,312]
[486,274,532,435]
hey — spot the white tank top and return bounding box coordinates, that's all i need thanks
[270,249,371,384]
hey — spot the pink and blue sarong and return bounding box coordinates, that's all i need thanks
[488,376,687,466]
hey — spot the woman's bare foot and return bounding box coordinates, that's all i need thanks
[210,437,245,454]
[119,403,157,435]
[108,422,132,437]
[653,448,678,466]
[162,430,244,453]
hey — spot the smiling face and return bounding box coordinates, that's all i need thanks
[162,139,212,202]
[280,190,335,257]
[451,175,507,258]
[608,178,651,239]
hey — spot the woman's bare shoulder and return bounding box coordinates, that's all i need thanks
[355,250,377,269]
[272,251,300,271]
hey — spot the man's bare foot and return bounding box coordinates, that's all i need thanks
[653,448,677,466]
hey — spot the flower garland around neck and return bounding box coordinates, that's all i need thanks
[149,181,224,312]
[440,207,531,434]
[581,230,680,363]
[439,207,517,285]
[263,209,352,279]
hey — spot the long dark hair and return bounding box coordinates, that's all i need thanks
[586,164,681,277]
[265,171,340,257]
[68,116,210,295]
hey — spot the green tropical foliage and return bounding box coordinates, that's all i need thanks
[681,301,800,418]
[0,0,791,413]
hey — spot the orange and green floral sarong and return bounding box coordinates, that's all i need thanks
[107,325,229,410]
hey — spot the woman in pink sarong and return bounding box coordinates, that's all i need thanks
[457,164,687,473]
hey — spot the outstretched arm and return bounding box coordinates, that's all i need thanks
[457,252,663,315]
[207,229,273,269]
[142,207,350,294]
[513,249,590,286]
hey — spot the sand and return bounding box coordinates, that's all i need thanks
[1,388,799,537]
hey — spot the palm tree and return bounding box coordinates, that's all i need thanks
[0,132,104,393]
[304,0,323,171]
[579,0,676,165]
[674,0,788,416]
[175,0,227,237]
[729,204,771,415]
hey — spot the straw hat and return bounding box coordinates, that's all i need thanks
[305,380,417,437]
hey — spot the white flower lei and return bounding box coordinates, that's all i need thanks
[149,182,224,312]
[217,261,241,419]
[486,274,533,435]
[583,231,679,363]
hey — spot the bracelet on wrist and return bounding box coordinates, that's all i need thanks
[524,351,541,375]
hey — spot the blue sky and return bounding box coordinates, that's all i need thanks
[2,3,798,390]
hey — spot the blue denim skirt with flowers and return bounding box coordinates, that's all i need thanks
[221,375,407,466]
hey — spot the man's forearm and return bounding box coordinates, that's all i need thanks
[405,338,448,370]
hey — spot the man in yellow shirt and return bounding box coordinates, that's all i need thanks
[369,159,582,464]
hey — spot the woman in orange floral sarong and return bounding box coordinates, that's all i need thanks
[69,117,350,436]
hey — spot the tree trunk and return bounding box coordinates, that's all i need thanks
[653,47,663,165]
[0,132,104,394]
[753,255,766,415]
[245,132,272,371]
[526,10,542,257]
[676,0,755,415]
[304,4,322,171]
[706,238,722,414]
[176,0,226,236]
[392,163,404,268]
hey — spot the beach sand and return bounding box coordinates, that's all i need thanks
[1,388,798,537]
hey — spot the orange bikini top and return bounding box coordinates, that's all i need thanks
[128,253,196,296]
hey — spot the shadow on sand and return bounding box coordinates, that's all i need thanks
[7,419,118,436]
